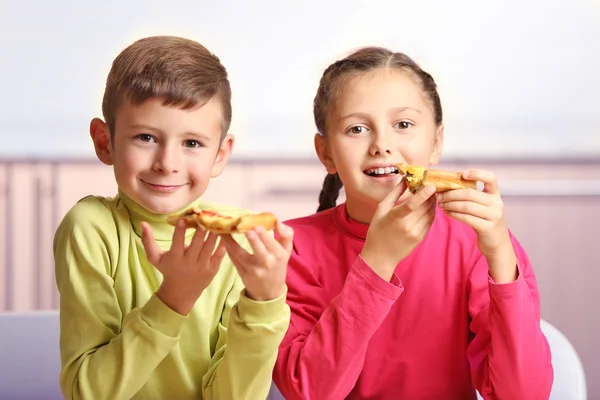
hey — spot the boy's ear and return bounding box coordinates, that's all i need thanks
[314,133,337,174]
[428,124,444,167]
[90,118,113,166]
[211,134,235,178]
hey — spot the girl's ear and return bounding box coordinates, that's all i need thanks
[428,124,444,166]
[314,133,337,174]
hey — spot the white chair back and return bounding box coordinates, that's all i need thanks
[477,319,586,399]
[0,310,63,400]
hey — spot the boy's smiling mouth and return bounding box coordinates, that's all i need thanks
[141,179,187,192]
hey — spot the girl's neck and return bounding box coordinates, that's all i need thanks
[344,196,377,224]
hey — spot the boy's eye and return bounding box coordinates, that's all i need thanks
[137,134,155,142]
[184,140,202,148]
[349,126,367,135]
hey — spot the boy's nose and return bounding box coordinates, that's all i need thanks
[153,147,181,174]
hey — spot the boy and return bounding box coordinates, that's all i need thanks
[53,35,293,400]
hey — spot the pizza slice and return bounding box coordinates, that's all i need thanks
[398,163,477,194]
[167,207,278,234]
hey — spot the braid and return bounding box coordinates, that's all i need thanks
[317,173,343,212]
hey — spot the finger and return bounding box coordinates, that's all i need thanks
[141,222,162,267]
[275,222,294,254]
[220,234,253,268]
[198,232,219,265]
[246,227,270,259]
[436,188,494,207]
[462,169,499,195]
[419,206,437,237]
[256,226,280,254]
[170,220,187,256]
[404,195,437,229]
[187,227,207,257]
[392,184,436,218]
[438,200,492,220]
[377,180,408,212]
[442,210,488,231]
[209,239,227,271]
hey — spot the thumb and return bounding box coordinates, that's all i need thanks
[141,222,162,268]
[376,179,407,212]
[275,222,294,254]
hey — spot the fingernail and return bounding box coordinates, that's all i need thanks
[462,171,470,178]
[426,185,436,194]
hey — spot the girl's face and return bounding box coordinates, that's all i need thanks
[315,68,444,223]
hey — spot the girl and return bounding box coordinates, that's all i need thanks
[272,47,553,399]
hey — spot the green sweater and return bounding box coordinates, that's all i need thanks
[53,192,290,400]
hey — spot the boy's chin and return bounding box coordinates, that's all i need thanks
[135,196,195,215]
[148,201,191,215]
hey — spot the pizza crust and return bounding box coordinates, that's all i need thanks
[398,163,477,194]
[167,207,278,234]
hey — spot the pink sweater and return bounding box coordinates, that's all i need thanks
[273,203,553,400]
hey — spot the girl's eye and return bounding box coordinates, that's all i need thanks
[184,140,202,148]
[348,126,368,135]
[395,121,413,129]
[137,134,155,142]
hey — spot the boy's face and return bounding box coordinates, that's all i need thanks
[91,97,233,215]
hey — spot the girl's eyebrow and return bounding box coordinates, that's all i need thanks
[338,107,422,123]
[389,107,421,114]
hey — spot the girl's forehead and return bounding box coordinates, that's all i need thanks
[333,69,430,117]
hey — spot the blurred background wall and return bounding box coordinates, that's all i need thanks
[1,0,598,396]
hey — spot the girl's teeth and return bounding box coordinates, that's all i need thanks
[368,167,398,175]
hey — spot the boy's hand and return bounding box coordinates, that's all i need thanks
[361,180,437,282]
[219,222,294,302]
[141,220,227,315]
[436,169,518,283]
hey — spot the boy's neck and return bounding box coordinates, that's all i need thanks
[118,190,202,242]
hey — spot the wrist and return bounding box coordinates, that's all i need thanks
[156,283,198,316]
[245,283,286,302]
[360,247,395,282]
[486,241,518,284]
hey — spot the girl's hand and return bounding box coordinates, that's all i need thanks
[361,181,437,281]
[436,169,518,283]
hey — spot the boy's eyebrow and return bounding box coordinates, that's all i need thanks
[130,124,211,141]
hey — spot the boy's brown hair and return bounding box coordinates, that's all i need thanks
[101,35,232,139]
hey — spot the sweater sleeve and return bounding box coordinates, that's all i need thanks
[54,201,187,400]
[273,251,403,400]
[201,275,291,400]
[466,233,554,399]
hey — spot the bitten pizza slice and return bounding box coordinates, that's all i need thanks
[398,163,477,194]
[167,207,278,234]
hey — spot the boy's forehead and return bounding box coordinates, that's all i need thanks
[114,96,226,139]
